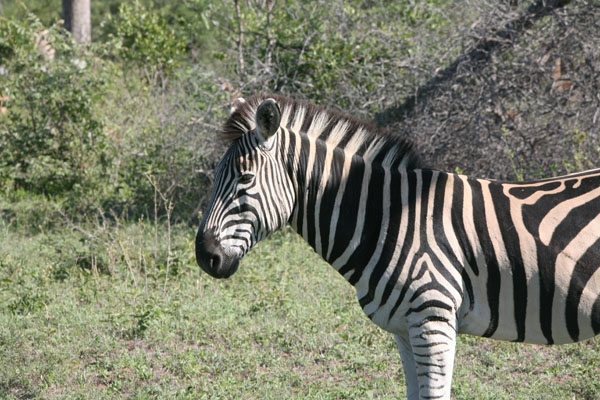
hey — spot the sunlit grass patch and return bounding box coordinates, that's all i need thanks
[0,221,598,399]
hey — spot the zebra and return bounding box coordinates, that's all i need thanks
[195,93,600,399]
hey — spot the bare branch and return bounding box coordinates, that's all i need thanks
[377,0,573,125]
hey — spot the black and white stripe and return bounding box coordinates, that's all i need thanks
[196,94,600,399]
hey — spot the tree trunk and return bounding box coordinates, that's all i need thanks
[62,0,91,44]
[233,0,245,77]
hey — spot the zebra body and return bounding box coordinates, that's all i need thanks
[351,168,600,345]
[196,94,600,399]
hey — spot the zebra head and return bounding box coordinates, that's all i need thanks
[195,98,295,278]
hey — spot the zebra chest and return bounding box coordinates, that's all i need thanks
[350,251,467,336]
[364,303,411,334]
[353,279,418,335]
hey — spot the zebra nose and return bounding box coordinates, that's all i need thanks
[195,230,238,278]
[196,230,222,274]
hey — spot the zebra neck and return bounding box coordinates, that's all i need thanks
[287,135,398,285]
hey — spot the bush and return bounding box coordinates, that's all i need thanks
[110,1,185,84]
[101,66,229,221]
[0,15,108,198]
[0,13,226,221]
[206,0,453,113]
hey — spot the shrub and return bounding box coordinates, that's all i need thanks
[0,15,108,198]
[206,0,452,113]
[101,66,229,221]
[110,1,185,84]
[0,13,224,221]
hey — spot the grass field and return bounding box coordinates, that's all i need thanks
[0,210,599,399]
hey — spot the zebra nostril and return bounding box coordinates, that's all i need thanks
[209,253,222,270]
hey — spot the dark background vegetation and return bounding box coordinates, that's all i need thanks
[1,0,598,224]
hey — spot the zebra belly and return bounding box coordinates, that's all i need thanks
[358,260,600,344]
[456,264,600,344]
[550,267,600,344]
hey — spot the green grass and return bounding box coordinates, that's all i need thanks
[0,215,598,399]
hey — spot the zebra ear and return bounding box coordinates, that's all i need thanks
[230,97,246,116]
[255,98,281,141]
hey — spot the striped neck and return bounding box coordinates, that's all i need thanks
[283,126,402,285]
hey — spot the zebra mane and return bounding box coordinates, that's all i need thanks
[222,93,419,169]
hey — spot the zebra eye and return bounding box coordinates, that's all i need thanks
[238,173,255,185]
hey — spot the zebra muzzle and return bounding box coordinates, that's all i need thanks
[195,230,239,279]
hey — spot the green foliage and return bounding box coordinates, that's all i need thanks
[206,0,451,110]
[0,15,107,197]
[93,65,226,220]
[0,11,224,219]
[0,13,36,62]
[0,0,61,28]
[110,1,185,81]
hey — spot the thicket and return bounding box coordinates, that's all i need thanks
[1,0,599,225]
[0,4,226,222]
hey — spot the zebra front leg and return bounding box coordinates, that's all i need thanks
[407,312,457,399]
[395,333,420,400]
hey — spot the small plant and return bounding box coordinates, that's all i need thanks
[8,291,48,315]
[129,306,158,339]
[562,129,597,174]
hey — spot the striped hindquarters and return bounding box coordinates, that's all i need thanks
[453,169,600,344]
[347,168,600,345]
